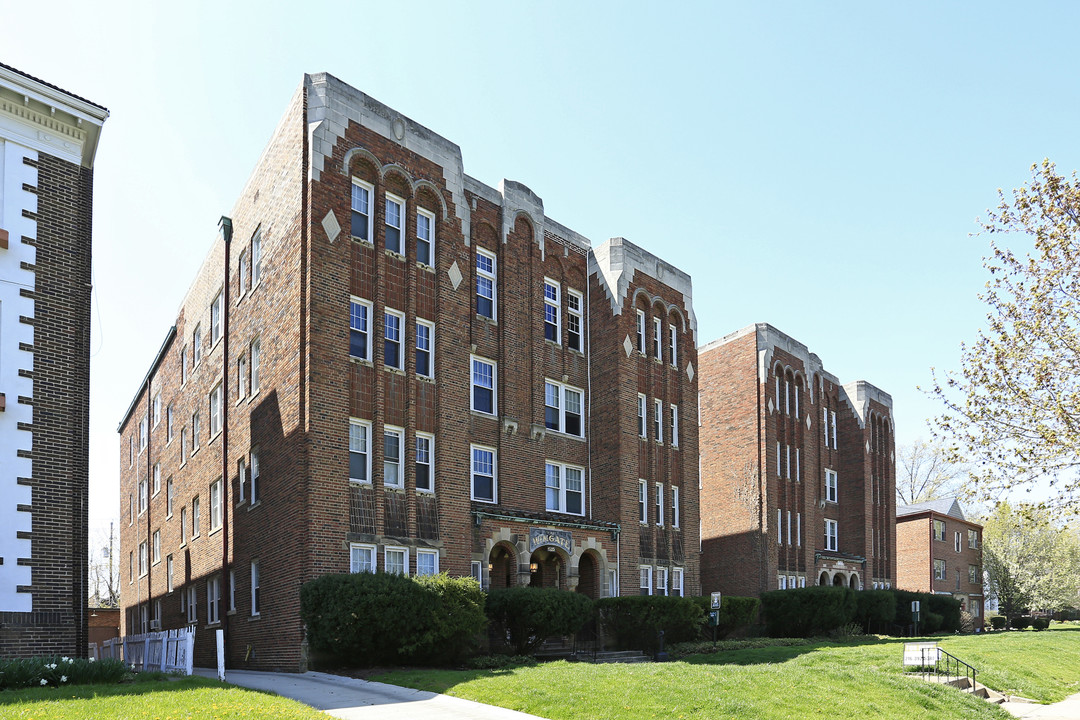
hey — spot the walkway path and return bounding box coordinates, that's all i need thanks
[194,668,547,720]
[1002,692,1080,720]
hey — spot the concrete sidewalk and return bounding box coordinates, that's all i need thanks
[1002,692,1080,720]
[194,668,547,720]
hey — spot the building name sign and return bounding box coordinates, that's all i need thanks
[529,528,573,554]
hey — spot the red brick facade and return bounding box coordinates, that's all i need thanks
[118,73,699,671]
[896,502,983,618]
[699,324,896,598]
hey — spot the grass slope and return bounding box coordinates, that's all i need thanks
[0,676,327,720]
[375,627,1080,720]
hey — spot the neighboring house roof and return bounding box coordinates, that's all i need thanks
[897,497,967,521]
[0,61,108,112]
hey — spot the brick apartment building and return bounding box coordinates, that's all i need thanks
[0,63,107,657]
[698,323,896,597]
[896,498,983,619]
[118,73,700,670]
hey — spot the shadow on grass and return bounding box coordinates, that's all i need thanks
[0,675,268,707]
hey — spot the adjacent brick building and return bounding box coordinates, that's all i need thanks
[896,498,983,619]
[118,72,699,670]
[0,63,107,656]
[699,323,896,597]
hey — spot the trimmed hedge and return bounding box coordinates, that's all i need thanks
[990,615,1007,630]
[893,590,962,633]
[688,595,759,639]
[760,586,856,637]
[596,596,704,652]
[1032,618,1050,631]
[485,586,594,655]
[1011,616,1032,630]
[300,572,486,665]
[855,590,896,634]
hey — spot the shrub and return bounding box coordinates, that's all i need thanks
[485,587,593,655]
[990,615,1007,630]
[300,572,486,665]
[959,610,976,633]
[464,654,538,670]
[1011,616,1032,630]
[688,595,760,640]
[760,586,856,638]
[1032,618,1050,631]
[0,656,128,690]
[855,590,896,634]
[922,611,944,633]
[596,596,704,652]
[891,590,961,633]
[926,594,962,632]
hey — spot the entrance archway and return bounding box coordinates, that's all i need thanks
[489,543,516,589]
[833,573,845,587]
[529,547,565,589]
[848,574,859,590]
[577,552,600,599]
[819,571,830,586]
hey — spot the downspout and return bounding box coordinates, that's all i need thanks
[586,267,593,520]
[219,216,232,665]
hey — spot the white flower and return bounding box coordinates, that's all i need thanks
[60,676,67,683]
[61,657,70,663]
[46,663,57,670]
[40,679,47,686]
[88,657,95,663]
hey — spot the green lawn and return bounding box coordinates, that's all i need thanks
[373,626,1080,720]
[0,675,326,720]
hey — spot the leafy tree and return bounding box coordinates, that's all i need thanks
[982,502,1080,620]
[931,160,1080,514]
[896,439,969,506]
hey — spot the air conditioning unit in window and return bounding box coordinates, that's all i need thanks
[149,620,162,630]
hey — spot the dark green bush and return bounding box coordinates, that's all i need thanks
[0,656,128,689]
[891,590,960,633]
[485,586,594,655]
[1011,616,1032,630]
[1032,618,1050,631]
[855,590,897,633]
[596,595,704,652]
[760,586,856,638]
[688,595,760,639]
[926,594,962,632]
[922,611,944,633]
[464,654,538,670]
[300,571,486,665]
[990,615,1007,630]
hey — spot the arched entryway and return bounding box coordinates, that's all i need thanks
[529,547,565,589]
[489,543,517,589]
[832,573,845,587]
[576,551,600,599]
[819,571,830,586]
[848,574,859,590]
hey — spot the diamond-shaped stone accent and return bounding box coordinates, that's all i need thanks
[866,441,871,453]
[686,362,695,381]
[806,414,812,429]
[767,399,774,414]
[322,210,341,243]
[448,261,463,290]
[623,335,634,357]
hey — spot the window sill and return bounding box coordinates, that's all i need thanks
[349,357,374,367]
[179,542,186,549]
[383,366,406,376]
[209,527,222,538]
[349,479,372,487]
[545,429,586,443]
[417,261,435,273]
[415,488,435,496]
[248,389,261,404]
[471,497,498,505]
[166,513,172,521]
[383,484,406,493]
[209,431,222,445]
[417,374,435,384]
[384,248,405,261]
[248,614,261,622]
[470,409,499,420]
[476,314,497,326]
[191,447,201,457]
[205,622,221,630]
[567,347,585,357]
[247,500,262,511]
[236,397,247,406]
[543,338,562,349]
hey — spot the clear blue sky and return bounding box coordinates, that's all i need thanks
[6,1,1077,536]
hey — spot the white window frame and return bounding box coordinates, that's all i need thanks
[567,290,583,352]
[228,570,236,613]
[152,530,161,564]
[251,561,260,616]
[968,529,979,549]
[250,449,260,504]
[237,353,247,400]
[470,356,497,415]
[384,308,404,371]
[825,519,838,552]
[787,510,792,546]
[138,541,148,577]
[797,512,802,546]
[180,427,187,465]
[211,290,223,346]
[655,482,664,526]
[152,463,161,496]
[238,248,248,298]
[210,479,222,532]
[653,316,662,359]
[637,394,647,438]
[471,445,497,503]
[777,509,782,545]
[416,549,439,576]
[830,410,837,449]
[545,461,585,516]
[209,383,222,438]
[139,417,147,452]
[671,403,679,447]
[186,586,197,624]
[785,445,791,479]
[672,486,680,528]
[180,347,188,386]
[415,432,434,493]
[657,567,668,596]
[166,404,174,443]
[193,323,202,368]
[636,309,646,353]
[349,419,372,484]
[416,207,435,267]
[166,477,174,517]
[385,546,409,576]
[779,575,787,590]
[954,531,962,553]
[238,457,247,503]
[192,411,201,452]
[251,228,262,288]
[192,496,201,538]
[934,559,946,581]
[349,297,372,362]
[653,398,663,443]
[639,566,653,596]
[250,339,261,395]
[672,567,684,597]
[669,323,677,367]
[471,561,483,586]
[544,379,584,437]
[415,319,434,379]
[825,469,838,503]
[180,507,187,546]
[207,575,221,625]
[476,249,497,321]
[351,178,373,242]
[934,519,946,541]
[167,554,174,593]
[384,192,405,254]
[383,425,404,488]
[152,394,161,427]
[638,479,647,524]
[823,406,829,446]
[795,448,801,482]
[543,279,561,344]
[139,477,147,514]
[776,441,781,477]
[350,543,376,573]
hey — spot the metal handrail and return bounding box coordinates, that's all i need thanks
[919,645,977,692]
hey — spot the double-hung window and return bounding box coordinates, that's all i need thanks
[250,449,260,504]
[349,419,371,483]
[657,567,668,596]
[238,248,248,298]
[186,586,197,624]
[638,479,647,524]
[139,541,148,576]
[543,280,560,343]
[153,394,161,426]
[152,463,161,496]
[636,310,646,353]
[416,208,435,267]
[384,309,403,370]
[180,507,187,545]
[238,457,247,503]
[639,566,652,596]
[822,407,829,446]
[545,462,584,515]
[385,547,408,576]
[933,519,946,542]
[238,354,248,399]
[384,193,404,254]
[653,317,662,359]
[250,339,261,394]
[969,565,979,585]
[211,291,223,346]
[139,477,147,514]
[166,477,174,517]
[416,320,433,378]
[209,384,222,437]
[672,568,684,597]
[637,394,647,438]
[567,290,583,351]
[471,357,496,415]
[192,496,201,538]
[139,417,147,452]
[544,380,583,437]
[192,411,201,452]
[181,347,188,384]
[351,179,372,241]
[350,543,375,573]
[417,549,439,576]
[830,410,837,449]
[476,250,496,320]
[968,529,979,549]
[825,469,838,503]
[383,426,403,488]
[655,482,664,526]
[207,576,221,625]
[180,427,188,464]
[825,519,838,551]
[934,559,946,580]
[349,298,371,361]
[672,486,680,528]
[193,324,202,367]
[250,562,260,616]
[670,404,679,447]
[471,446,496,502]
[210,479,222,531]
[653,399,663,442]
[152,530,161,564]
[954,531,962,553]
[669,323,677,367]
[251,229,262,287]
[415,433,434,492]
[167,554,174,592]
[166,405,174,442]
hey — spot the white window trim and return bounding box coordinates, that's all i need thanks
[416,319,434,379]
[349,296,373,362]
[797,512,802,546]
[825,519,838,552]
[669,323,677,367]
[671,403,679,447]
[786,510,792,546]
[350,543,376,574]
[210,479,223,532]
[193,324,203,369]
[672,486,680,528]
[351,178,374,242]
[349,418,372,484]
[250,338,261,396]
[470,444,498,503]
[384,308,405,371]
[657,567,668,596]
[250,449,260,505]
[470,355,497,415]
[636,309,646,354]
[383,425,405,488]
[639,565,653,596]
[186,586,197,624]
[209,383,223,439]
[237,354,248,401]
[830,410,837,449]
[416,207,436,267]
[211,290,223,347]
[415,432,434,493]
[476,249,497,321]
[544,379,585,438]
[637,394,647,438]
[416,549,440,576]
[567,289,583,352]
[385,545,410,576]
[653,398,663,443]
[544,461,585,516]
[672,567,684,597]
[653,316,662,359]
[238,248,249,301]
[207,575,221,625]
[384,192,406,255]
[777,509,782,545]
[251,228,262,289]
[638,479,647,524]
[655,482,664,526]
[543,278,561,345]
[825,468,838,503]
[167,554,174,593]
